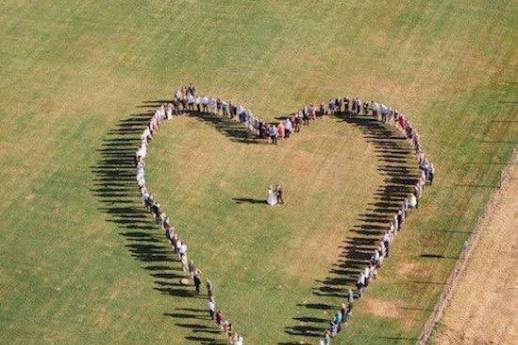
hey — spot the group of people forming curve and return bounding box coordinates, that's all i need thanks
[133,85,435,345]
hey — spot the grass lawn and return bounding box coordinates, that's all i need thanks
[0,1,516,345]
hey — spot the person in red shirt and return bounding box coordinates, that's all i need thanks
[215,310,224,330]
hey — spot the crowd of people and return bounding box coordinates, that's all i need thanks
[133,85,434,345]
[135,85,246,345]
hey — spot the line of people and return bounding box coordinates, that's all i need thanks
[134,85,434,345]
[314,101,435,345]
[135,86,244,345]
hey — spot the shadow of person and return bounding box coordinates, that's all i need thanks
[232,197,267,204]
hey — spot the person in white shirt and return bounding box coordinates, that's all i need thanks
[284,118,293,138]
[137,175,145,187]
[208,98,217,113]
[136,166,144,182]
[221,100,229,117]
[141,127,151,142]
[409,193,417,208]
[179,243,187,258]
[207,297,216,320]
[201,96,209,112]
[166,103,173,119]
[175,239,182,257]
[373,249,380,266]
[159,104,165,119]
[357,272,365,297]
[378,245,385,265]
[137,144,147,159]
[180,254,188,272]
[187,94,195,110]
[237,105,244,117]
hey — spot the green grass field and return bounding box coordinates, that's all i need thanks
[0,1,516,345]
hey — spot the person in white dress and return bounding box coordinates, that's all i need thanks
[266,185,278,206]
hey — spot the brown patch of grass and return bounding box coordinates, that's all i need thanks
[361,297,421,331]
[361,298,401,319]
[397,262,426,277]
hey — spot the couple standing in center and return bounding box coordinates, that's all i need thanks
[266,184,284,206]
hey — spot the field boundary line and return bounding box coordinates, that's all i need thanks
[416,148,517,345]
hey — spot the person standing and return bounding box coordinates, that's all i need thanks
[170,233,178,253]
[334,310,342,326]
[175,239,182,256]
[267,185,278,206]
[188,260,196,277]
[193,270,202,295]
[284,118,292,138]
[383,231,391,257]
[340,303,347,324]
[330,319,338,336]
[215,310,224,330]
[181,254,189,273]
[323,330,331,345]
[276,184,284,204]
[179,242,188,260]
[277,121,285,140]
[208,297,216,320]
[303,109,310,125]
[226,321,233,337]
[206,278,214,298]
[346,302,353,321]
[357,272,365,297]
[201,96,209,112]
[270,125,278,145]
[195,95,201,112]
[343,96,350,115]
[409,193,417,208]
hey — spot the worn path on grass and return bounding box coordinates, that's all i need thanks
[433,153,518,345]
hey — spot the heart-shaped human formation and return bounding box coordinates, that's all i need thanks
[134,86,435,345]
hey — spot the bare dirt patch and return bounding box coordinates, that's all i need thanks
[433,155,518,345]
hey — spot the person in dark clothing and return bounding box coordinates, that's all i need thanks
[193,270,202,295]
[276,184,284,204]
[206,279,213,298]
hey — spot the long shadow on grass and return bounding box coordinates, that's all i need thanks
[91,107,226,345]
[280,115,420,344]
[139,101,269,144]
[93,104,419,345]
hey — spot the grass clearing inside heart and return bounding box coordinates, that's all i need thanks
[146,114,384,343]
